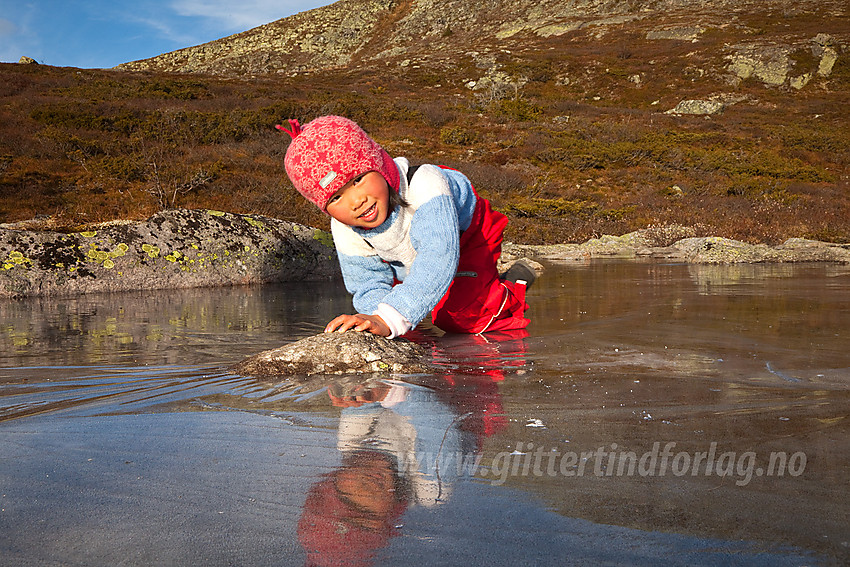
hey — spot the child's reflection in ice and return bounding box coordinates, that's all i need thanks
[298,330,527,567]
[298,449,408,567]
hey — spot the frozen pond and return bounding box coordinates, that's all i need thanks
[1,261,849,565]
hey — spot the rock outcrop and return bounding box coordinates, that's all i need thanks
[114,0,846,98]
[116,0,398,76]
[726,44,795,86]
[813,33,840,76]
[3,211,847,300]
[234,331,432,377]
[0,209,339,298]
[725,33,844,89]
[666,99,726,115]
[506,227,850,264]
[646,27,705,41]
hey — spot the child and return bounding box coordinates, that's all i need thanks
[277,115,532,338]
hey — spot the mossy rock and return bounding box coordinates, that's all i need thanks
[0,208,340,297]
[234,331,433,377]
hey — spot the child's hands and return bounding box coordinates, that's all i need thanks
[324,313,391,337]
[326,382,391,407]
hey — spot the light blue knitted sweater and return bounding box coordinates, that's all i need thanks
[330,158,477,330]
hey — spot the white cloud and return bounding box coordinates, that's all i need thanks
[170,0,327,32]
[96,2,212,54]
[0,18,19,37]
[0,1,333,67]
[128,14,201,47]
[0,9,39,65]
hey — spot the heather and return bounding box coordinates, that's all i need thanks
[1,5,848,244]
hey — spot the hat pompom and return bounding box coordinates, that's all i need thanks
[275,119,302,138]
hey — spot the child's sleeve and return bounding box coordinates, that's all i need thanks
[376,193,461,327]
[331,219,397,314]
[338,251,396,314]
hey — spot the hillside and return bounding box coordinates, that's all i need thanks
[116,0,845,81]
[1,0,849,244]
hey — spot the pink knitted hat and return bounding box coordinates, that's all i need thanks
[277,115,400,211]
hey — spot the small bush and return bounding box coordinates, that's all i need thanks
[137,79,210,100]
[93,155,146,182]
[505,197,599,218]
[440,126,478,146]
[775,124,849,153]
[496,97,543,122]
[599,205,637,221]
[502,59,555,83]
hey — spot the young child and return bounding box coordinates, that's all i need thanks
[277,115,532,338]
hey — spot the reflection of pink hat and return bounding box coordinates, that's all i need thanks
[297,471,406,567]
[278,116,400,211]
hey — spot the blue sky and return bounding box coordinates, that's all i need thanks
[0,0,332,69]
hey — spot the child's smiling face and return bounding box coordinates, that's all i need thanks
[325,171,390,229]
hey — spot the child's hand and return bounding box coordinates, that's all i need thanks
[324,313,391,337]
[326,382,391,407]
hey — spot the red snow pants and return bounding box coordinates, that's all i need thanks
[430,194,530,334]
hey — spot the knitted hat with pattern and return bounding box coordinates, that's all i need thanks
[277,115,400,211]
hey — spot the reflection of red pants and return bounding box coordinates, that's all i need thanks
[431,195,530,334]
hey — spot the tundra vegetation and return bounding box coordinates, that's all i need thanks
[1,4,848,245]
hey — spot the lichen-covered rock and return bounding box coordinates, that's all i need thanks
[234,332,432,377]
[726,44,793,86]
[646,27,705,41]
[812,33,840,77]
[0,208,339,297]
[673,237,850,263]
[505,228,850,265]
[666,100,726,116]
[673,237,775,263]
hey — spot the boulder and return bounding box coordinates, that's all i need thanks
[646,27,704,41]
[674,237,850,263]
[234,331,433,377]
[666,100,726,116]
[812,33,839,76]
[672,237,775,263]
[0,208,339,297]
[504,228,850,264]
[726,45,792,86]
[818,46,839,77]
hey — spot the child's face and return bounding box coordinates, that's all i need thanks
[325,171,390,229]
[335,451,398,529]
